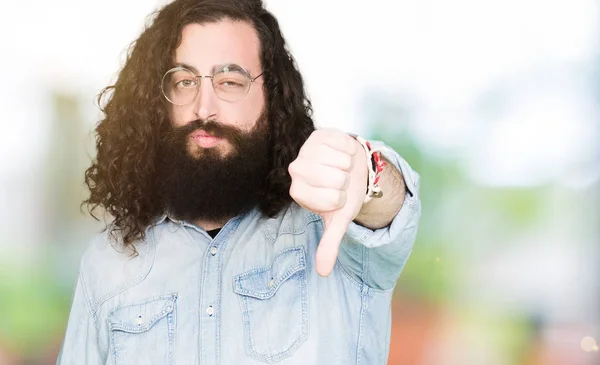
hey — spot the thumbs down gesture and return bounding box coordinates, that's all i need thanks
[288,129,369,277]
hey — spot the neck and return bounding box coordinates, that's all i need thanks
[194,217,230,231]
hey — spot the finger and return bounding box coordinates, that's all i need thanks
[321,132,358,156]
[316,212,352,277]
[289,180,346,212]
[299,129,336,151]
[289,159,350,191]
[298,143,354,172]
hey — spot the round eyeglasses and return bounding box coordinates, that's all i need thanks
[161,65,264,105]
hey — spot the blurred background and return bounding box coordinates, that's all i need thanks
[0,0,598,364]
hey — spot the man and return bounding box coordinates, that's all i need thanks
[57,0,421,364]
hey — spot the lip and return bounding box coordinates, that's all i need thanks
[191,130,222,148]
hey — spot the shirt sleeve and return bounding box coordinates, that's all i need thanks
[56,269,105,365]
[337,140,422,290]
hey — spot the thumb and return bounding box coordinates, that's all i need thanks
[316,211,352,277]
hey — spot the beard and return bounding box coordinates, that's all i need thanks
[157,116,270,223]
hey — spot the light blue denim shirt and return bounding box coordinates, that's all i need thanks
[56,141,421,365]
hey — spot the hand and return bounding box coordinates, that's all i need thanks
[288,129,368,276]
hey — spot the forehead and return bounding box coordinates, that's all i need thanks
[175,20,261,74]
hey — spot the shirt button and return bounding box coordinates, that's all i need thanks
[206,306,214,317]
[268,279,275,288]
[210,247,218,256]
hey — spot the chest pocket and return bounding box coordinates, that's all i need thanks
[108,293,177,365]
[234,246,309,363]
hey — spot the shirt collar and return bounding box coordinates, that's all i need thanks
[155,209,186,225]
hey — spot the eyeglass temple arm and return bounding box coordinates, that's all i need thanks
[250,72,264,82]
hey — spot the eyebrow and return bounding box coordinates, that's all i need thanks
[173,62,249,75]
[174,62,200,74]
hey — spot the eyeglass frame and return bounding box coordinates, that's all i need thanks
[160,64,264,105]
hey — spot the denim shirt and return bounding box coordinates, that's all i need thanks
[56,141,421,365]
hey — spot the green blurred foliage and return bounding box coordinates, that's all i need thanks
[0,251,72,357]
[367,95,544,363]
[368,105,548,305]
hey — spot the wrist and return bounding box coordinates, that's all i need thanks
[348,133,386,203]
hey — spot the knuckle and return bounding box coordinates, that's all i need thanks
[343,172,351,190]
[336,191,347,207]
[348,139,359,155]
[327,191,342,209]
[336,171,349,190]
[324,196,336,211]
[341,154,353,171]
[288,160,301,176]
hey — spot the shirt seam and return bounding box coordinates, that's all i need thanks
[356,284,369,365]
[89,230,157,314]
[78,267,99,331]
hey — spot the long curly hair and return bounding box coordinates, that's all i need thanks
[83,0,315,246]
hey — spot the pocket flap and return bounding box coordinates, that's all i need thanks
[234,247,306,300]
[108,293,177,333]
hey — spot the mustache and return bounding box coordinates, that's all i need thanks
[168,119,245,146]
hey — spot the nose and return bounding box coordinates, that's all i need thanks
[192,76,218,120]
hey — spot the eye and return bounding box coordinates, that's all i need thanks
[175,79,197,88]
[219,80,244,88]
[213,71,248,91]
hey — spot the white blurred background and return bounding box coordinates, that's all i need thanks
[0,1,598,364]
